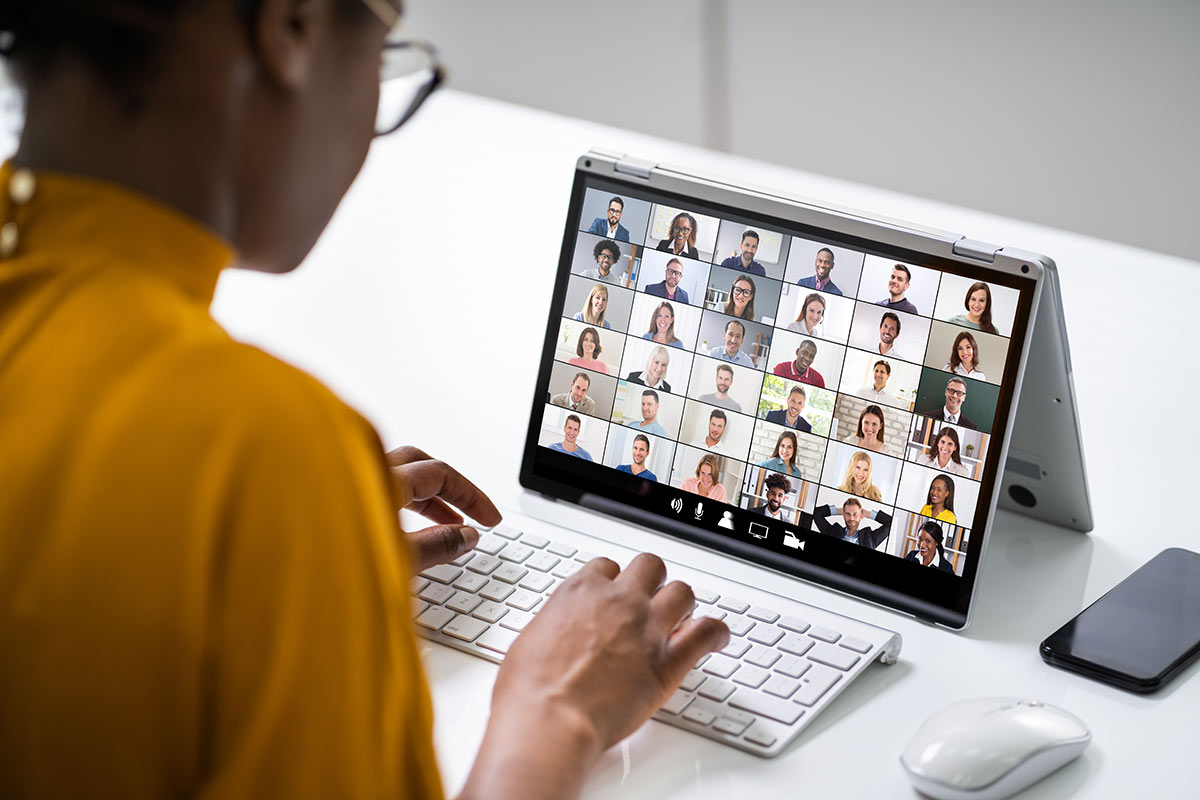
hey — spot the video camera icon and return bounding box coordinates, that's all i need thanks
[783,531,805,551]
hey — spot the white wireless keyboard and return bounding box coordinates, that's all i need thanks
[411,516,901,758]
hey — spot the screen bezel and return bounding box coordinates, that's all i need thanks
[520,157,1041,628]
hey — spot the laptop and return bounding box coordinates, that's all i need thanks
[411,150,1092,756]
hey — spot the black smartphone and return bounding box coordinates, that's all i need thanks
[1040,548,1200,693]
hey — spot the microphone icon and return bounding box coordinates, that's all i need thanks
[694,502,705,519]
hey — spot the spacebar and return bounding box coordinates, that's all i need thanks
[728,690,804,725]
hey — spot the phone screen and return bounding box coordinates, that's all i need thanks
[1041,548,1200,691]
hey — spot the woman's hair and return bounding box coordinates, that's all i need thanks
[929,427,963,467]
[857,405,886,444]
[770,431,799,470]
[579,284,609,326]
[919,520,947,560]
[643,345,671,383]
[576,327,602,358]
[795,292,826,326]
[838,451,882,501]
[644,301,680,344]
[964,282,998,335]
[926,474,957,514]
[948,330,982,373]
[668,212,698,248]
[723,276,756,319]
[694,453,721,482]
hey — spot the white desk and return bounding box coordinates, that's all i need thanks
[212,90,1199,798]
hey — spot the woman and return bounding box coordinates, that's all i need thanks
[573,283,611,329]
[681,453,727,501]
[641,301,684,348]
[918,427,969,477]
[568,327,607,373]
[626,345,671,392]
[656,211,699,258]
[945,330,985,380]
[920,474,958,523]
[837,451,883,501]
[786,292,826,336]
[758,431,801,477]
[948,281,999,335]
[904,520,955,573]
[722,275,756,320]
[844,405,886,453]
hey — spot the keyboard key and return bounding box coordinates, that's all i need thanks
[466,554,501,575]
[500,610,534,632]
[420,564,462,584]
[713,713,753,736]
[747,606,780,623]
[702,654,741,679]
[793,664,841,706]
[773,655,811,679]
[840,636,873,654]
[763,674,800,699]
[522,533,550,549]
[698,677,736,702]
[411,598,428,617]
[410,577,429,595]
[807,625,841,643]
[547,541,577,558]
[479,580,515,602]
[499,543,534,563]
[745,646,780,669]
[744,727,778,748]
[693,587,719,605]
[680,670,706,692]
[727,616,756,637]
[443,615,489,642]
[732,665,769,688]
[778,633,814,657]
[721,639,751,659]
[808,643,860,671]
[415,606,455,631]
[552,560,582,579]
[492,563,528,584]
[717,597,750,614]
[452,572,489,593]
[445,591,482,615]
[418,583,455,605]
[729,690,805,725]
[471,601,509,623]
[493,525,523,540]
[660,690,693,715]
[474,536,507,555]
[698,607,727,621]
[694,653,710,669]
[525,552,560,573]
[779,616,811,634]
[682,706,715,726]
[477,627,519,654]
[506,589,542,611]
[747,625,784,646]
[573,550,598,563]
[451,551,474,566]
[518,572,554,593]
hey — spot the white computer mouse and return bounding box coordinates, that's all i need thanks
[900,697,1091,800]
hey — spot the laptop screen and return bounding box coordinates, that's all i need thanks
[521,166,1036,627]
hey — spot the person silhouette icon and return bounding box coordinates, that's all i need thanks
[718,511,736,530]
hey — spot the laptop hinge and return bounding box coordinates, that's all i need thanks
[614,157,657,180]
[952,237,1001,263]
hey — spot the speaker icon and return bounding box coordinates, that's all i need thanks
[670,497,684,514]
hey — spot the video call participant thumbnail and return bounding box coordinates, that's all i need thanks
[625,389,668,437]
[681,453,726,502]
[917,427,969,477]
[754,472,791,520]
[838,450,884,502]
[586,196,630,242]
[645,258,689,304]
[813,498,892,550]
[720,230,766,276]
[548,414,594,461]
[772,339,824,387]
[722,275,756,320]
[905,519,955,573]
[844,405,886,454]
[573,283,611,329]
[657,212,699,258]
[922,376,976,429]
[786,293,825,337]
[948,281,1000,335]
[582,239,624,284]
[797,247,841,295]
[693,409,729,454]
[945,330,986,380]
[550,372,596,415]
[875,263,918,315]
[764,385,812,433]
[758,430,801,478]
[641,301,685,349]
[616,434,657,481]
[708,319,754,367]
[568,326,607,374]
[873,311,911,361]
[626,345,672,392]
[858,359,895,404]
[921,474,957,523]
[697,363,741,413]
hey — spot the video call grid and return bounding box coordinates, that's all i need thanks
[544,190,1022,569]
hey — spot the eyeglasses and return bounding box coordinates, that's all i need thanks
[596,254,615,263]
[360,0,445,137]
[946,388,966,398]
[732,286,753,298]
[665,268,683,277]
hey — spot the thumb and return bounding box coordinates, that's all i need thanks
[408,525,480,573]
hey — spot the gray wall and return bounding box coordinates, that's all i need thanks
[407,0,1200,261]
